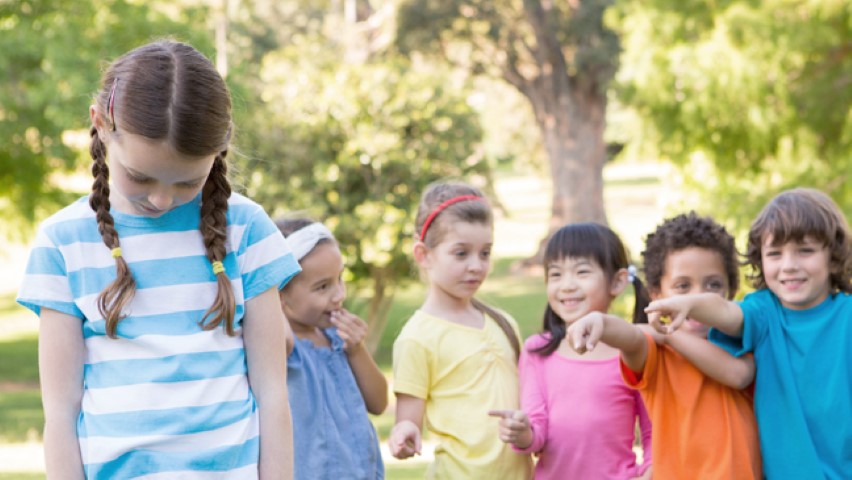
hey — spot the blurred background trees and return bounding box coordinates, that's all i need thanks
[1,0,849,351]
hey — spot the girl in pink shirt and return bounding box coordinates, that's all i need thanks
[491,223,652,479]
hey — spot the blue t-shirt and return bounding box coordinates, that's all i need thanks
[288,328,384,480]
[18,193,300,479]
[710,289,852,480]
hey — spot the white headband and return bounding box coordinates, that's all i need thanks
[285,223,335,261]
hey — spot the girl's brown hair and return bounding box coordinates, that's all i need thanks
[746,188,851,293]
[414,180,521,359]
[89,40,235,338]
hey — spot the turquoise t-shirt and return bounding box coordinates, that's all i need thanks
[710,289,852,480]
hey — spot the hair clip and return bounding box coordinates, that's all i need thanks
[627,265,637,283]
[212,261,225,275]
[108,78,119,131]
[111,247,122,258]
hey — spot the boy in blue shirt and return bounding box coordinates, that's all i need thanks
[645,188,851,479]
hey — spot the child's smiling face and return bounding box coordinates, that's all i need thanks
[761,235,832,310]
[654,247,731,337]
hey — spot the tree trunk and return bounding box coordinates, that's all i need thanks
[510,0,611,265]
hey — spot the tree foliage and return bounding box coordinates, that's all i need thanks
[0,0,213,236]
[614,0,851,229]
[396,0,622,252]
[227,1,489,350]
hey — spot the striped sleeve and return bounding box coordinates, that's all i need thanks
[17,225,83,318]
[234,202,300,300]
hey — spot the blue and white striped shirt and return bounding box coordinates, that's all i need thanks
[18,193,299,479]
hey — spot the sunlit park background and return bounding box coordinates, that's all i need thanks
[0,0,850,478]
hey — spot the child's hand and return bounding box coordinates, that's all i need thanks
[488,409,533,449]
[389,420,421,459]
[330,309,368,353]
[566,312,606,353]
[645,297,692,334]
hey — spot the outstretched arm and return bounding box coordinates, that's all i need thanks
[665,331,755,389]
[566,312,648,374]
[645,293,744,336]
[332,309,388,414]
[389,394,425,459]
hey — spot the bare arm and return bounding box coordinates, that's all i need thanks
[332,309,388,414]
[39,308,85,480]
[566,312,649,373]
[646,293,744,336]
[665,331,755,389]
[388,393,425,459]
[244,287,293,480]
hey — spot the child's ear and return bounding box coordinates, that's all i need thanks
[90,105,107,138]
[610,268,630,296]
[413,241,431,268]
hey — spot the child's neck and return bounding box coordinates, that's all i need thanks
[290,322,331,348]
[421,294,484,329]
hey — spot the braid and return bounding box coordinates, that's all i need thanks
[199,150,236,335]
[89,127,137,338]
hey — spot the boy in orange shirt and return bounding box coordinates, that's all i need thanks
[567,212,761,479]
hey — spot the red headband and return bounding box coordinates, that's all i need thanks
[419,194,483,241]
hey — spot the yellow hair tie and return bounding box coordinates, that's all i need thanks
[111,247,122,258]
[212,261,225,275]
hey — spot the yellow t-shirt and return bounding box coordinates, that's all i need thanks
[392,309,533,480]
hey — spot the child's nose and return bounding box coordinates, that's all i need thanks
[330,281,346,305]
[148,189,173,210]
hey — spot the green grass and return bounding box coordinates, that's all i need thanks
[385,463,428,478]
[0,334,38,384]
[0,474,44,480]
[0,392,42,443]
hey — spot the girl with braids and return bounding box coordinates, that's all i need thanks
[568,213,761,478]
[389,180,533,479]
[17,40,299,479]
[493,223,653,480]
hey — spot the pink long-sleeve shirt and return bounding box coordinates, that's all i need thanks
[515,334,652,479]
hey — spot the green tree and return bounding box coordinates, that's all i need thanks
[396,0,622,260]
[613,0,851,230]
[0,0,214,235]
[227,1,489,352]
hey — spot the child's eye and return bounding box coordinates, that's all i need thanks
[674,283,689,291]
[128,173,153,184]
[706,281,724,292]
[577,269,591,276]
[764,250,781,257]
[454,251,467,258]
[481,250,491,259]
[547,271,561,279]
[177,181,203,189]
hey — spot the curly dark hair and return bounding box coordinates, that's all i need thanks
[641,212,740,300]
[746,188,851,293]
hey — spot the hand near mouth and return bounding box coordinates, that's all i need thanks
[330,309,368,352]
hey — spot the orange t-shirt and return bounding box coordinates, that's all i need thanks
[621,334,761,479]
